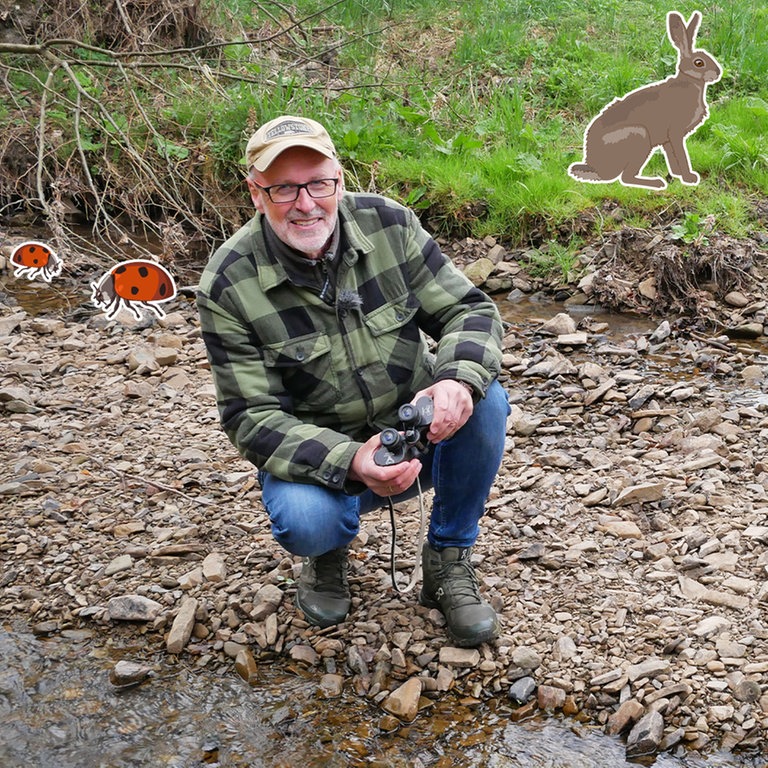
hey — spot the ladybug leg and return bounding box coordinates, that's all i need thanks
[125,301,144,321]
[142,301,167,320]
[104,295,123,320]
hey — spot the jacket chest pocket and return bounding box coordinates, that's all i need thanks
[262,332,340,407]
[362,293,423,385]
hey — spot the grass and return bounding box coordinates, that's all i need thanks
[233,0,766,253]
[526,239,584,282]
[2,0,765,269]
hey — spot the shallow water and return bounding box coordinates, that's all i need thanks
[2,265,767,767]
[0,626,763,768]
[498,293,659,338]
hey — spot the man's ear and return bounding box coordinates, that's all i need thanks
[247,178,265,212]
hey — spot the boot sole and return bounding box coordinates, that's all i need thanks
[419,589,499,647]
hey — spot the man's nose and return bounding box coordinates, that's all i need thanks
[293,186,316,211]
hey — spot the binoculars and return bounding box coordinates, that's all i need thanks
[373,396,434,466]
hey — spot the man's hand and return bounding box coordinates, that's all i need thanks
[349,380,472,495]
[349,433,422,497]
[415,379,474,443]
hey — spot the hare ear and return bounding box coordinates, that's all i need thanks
[685,11,702,47]
[667,11,689,54]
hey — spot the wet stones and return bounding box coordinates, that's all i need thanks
[109,660,153,688]
[627,711,665,757]
[5,277,768,762]
[382,677,423,722]
[235,647,259,684]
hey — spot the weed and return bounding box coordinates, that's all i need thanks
[670,213,715,247]
[527,239,583,282]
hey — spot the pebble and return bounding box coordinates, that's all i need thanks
[508,676,536,704]
[537,684,566,710]
[318,673,344,698]
[606,699,645,735]
[107,595,163,622]
[167,596,198,654]
[439,647,480,668]
[382,677,423,722]
[4,273,768,762]
[109,660,152,688]
[627,711,665,757]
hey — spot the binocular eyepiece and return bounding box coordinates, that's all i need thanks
[373,396,434,466]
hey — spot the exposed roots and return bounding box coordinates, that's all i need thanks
[0,1,357,274]
[589,227,759,329]
[35,0,208,52]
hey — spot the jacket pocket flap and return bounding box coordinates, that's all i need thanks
[363,294,418,336]
[262,332,331,366]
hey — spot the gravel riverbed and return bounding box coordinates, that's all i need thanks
[2,238,768,763]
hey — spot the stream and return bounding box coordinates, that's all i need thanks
[1,260,767,767]
[0,623,763,768]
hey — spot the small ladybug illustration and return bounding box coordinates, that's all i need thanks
[9,240,63,283]
[90,259,177,321]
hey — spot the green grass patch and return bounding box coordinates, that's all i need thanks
[253,0,767,246]
[3,0,765,251]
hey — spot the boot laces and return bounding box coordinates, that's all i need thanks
[435,559,482,607]
[310,549,348,596]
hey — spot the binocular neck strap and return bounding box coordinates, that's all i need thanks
[386,475,426,594]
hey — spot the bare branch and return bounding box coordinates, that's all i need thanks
[0,0,429,272]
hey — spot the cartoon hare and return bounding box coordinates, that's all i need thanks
[569,10,721,189]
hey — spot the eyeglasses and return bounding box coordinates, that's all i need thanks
[253,178,339,204]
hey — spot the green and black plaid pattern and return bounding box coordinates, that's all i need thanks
[197,193,502,491]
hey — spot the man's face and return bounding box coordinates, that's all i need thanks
[248,146,343,260]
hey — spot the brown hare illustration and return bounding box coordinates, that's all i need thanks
[569,10,721,190]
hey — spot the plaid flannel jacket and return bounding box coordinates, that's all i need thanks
[197,192,503,492]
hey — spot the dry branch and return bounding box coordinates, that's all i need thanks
[0,0,414,274]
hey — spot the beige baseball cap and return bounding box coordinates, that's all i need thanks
[245,115,337,172]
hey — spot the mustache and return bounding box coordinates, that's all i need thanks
[287,209,325,220]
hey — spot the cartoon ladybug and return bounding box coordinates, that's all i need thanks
[9,240,63,283]
[90,259,177,321]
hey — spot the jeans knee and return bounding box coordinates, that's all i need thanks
[470,380,509,444]
[268,495,358,557]
[484,379,511,418]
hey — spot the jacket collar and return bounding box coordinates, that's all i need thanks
[250,194,376,292]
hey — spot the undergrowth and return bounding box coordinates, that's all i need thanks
[0,0,765,271]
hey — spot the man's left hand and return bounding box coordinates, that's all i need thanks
[414,379,474,443]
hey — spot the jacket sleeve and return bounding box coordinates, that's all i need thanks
[403,209,503,397]
[196,284,364,493]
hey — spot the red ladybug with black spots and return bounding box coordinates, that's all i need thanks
[10,241,63,283]
[90,259,177,321]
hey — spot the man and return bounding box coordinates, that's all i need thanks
[197,115,509,647]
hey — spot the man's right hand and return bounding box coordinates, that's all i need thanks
[348,433,422,497]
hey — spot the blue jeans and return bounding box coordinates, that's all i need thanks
[259,379,510,557]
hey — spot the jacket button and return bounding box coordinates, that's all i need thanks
[295,349,305,361]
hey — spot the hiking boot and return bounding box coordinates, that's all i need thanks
[419,543,499,647]
[295,547,351,628]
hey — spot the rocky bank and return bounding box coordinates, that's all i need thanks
[2,230,768,762]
